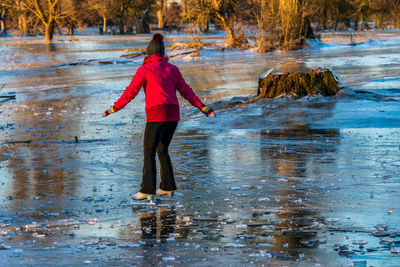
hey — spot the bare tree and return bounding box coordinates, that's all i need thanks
[181,0,188,18]
[108,0,135,34]
[60,0,85,35]
[16,0,29,35]
[186,0,251,47]
[254,0,280,52]
[387,0,400,28]
[351,0,371,30]
[211,0,237,46]
[18,0,61,41]
[4,0,30,35]
[88,0,110,34]
[185,0,212,32]
[130,0,153,33]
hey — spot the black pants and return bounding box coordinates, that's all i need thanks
[140,121,178,194]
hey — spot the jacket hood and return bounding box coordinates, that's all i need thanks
[143,54,166,65]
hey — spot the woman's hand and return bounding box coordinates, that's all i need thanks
[208,109,216,118]
[103,106,115,117]
[201,106,216,118]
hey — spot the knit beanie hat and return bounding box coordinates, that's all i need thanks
[146,33,165,56]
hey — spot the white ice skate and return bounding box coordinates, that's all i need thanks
[156,188,174,197]
[133,192,154,203]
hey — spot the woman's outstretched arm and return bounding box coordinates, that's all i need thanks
[103,67,146,117]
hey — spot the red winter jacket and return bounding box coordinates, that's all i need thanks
[113,54,205,122]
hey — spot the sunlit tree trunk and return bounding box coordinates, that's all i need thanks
[181,0,187,18]
[44,20,56,41]
[279,0,301,47]
[18,1,28,35]
[352,0,370,30]
[103,13,107,33]
[0,4,6,35]
[202,17,209,32]
[278,0,312,49]
[157,0,167,28]
[211,0,237,46]
[215,11,236,46]
[359,14,364,30]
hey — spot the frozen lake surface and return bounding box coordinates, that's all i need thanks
[1,31,400,266]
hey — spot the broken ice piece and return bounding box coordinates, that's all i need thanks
[352,261,367,267]
[327,218,340,222]
[86,218,97,225]
[162,256,175,261]
[13,248,23,253]
[0,244,11,250]
[372,231,389,237]
[352,240,368,245]
[391,248,400,254]
[83,260,91,264]
[379,237,393,244]
[118,242,140,248]
[32,233,46,238]
[225,243,246,248]
[375,224,389,231]
[300,240,320,247]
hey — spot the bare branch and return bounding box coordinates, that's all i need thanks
[20,0,46,24]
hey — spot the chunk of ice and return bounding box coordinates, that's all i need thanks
[162,256,175,261]
[225,243,246,248]
[118,242,140,248]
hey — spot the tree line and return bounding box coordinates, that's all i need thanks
[1,0,399,49]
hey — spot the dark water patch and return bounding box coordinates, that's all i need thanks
[0,123,15,131]
[36,58,133,70]
[3,140,33,144]
[2,138,109,146]
[368,77,400,83]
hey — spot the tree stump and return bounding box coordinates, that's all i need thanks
[257,69,341,98]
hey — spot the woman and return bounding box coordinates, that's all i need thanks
[103,33,216,201]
